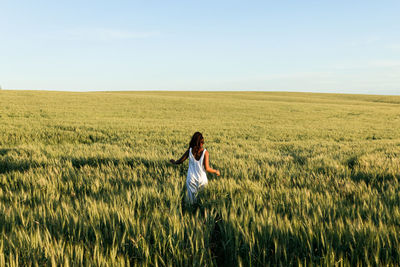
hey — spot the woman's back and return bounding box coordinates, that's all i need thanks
[186,148,208,203]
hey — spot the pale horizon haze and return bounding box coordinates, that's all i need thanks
[1,1,399,95]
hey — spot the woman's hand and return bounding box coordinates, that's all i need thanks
[170,159,176,164]
[216,170,220,176]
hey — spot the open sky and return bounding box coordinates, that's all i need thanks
[1,1,399,94]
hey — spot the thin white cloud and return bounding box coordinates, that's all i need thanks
[348,36,381,47]
[43,28,160,41]
[368,60,400,68]
[209,67,400,94]
[257,71,335,80]
[331,59,400,70]
[386,44,400,51]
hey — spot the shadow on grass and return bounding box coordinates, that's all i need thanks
[69,156,184,173]
[346,155,359,170]
[0,148,12,156]
[0,148,40,174]
[0,158,46,174]
[0,152,180,171]
[345,155,399,188]
[279,145,308,166]
[349,171,399,190]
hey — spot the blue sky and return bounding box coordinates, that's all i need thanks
[1,1,399,94]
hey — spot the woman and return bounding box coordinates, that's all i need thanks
[170,132,220,203]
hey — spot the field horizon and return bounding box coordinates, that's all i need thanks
[1,90,400,266]
[2,88,400,97]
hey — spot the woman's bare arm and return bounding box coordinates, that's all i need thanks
[204,151,220,176]
[170,149,189,165]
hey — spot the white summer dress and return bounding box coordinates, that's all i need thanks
[186,148,208,204]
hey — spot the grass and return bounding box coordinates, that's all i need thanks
[0,90,400,266]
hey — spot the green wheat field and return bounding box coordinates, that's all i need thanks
[1,90,400,266]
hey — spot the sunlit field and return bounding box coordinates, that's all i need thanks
[1,90,400,266]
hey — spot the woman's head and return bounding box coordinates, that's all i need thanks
[189,132,204,154]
